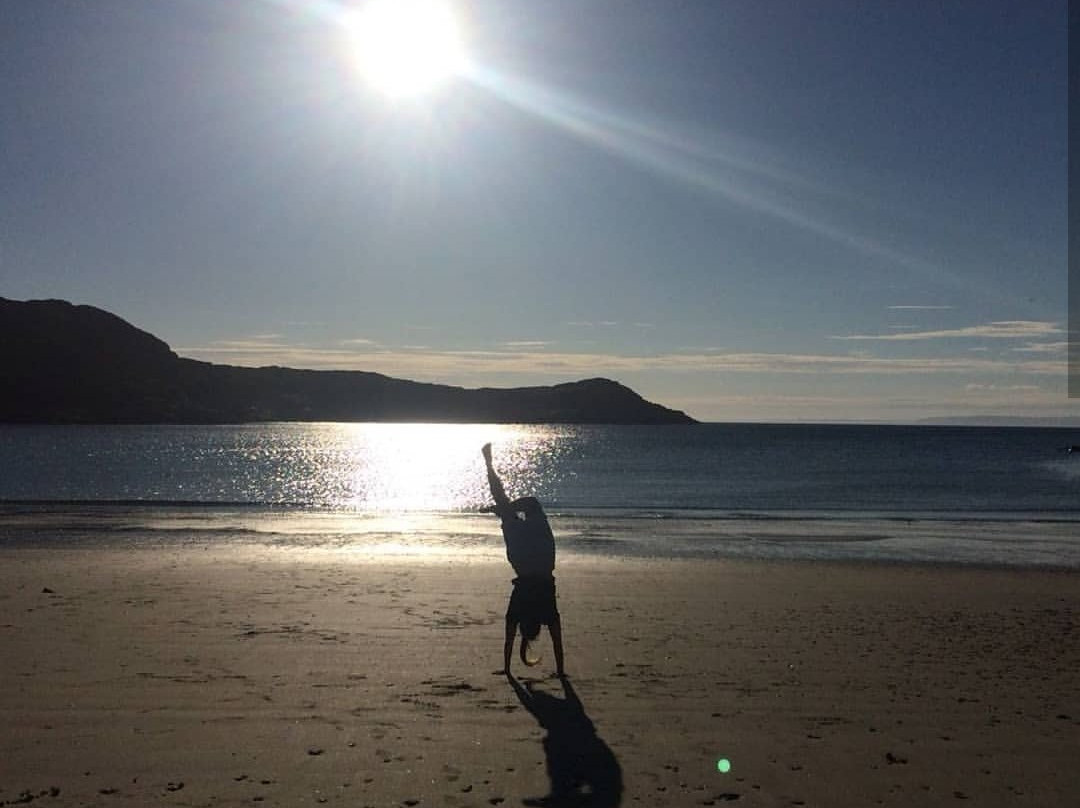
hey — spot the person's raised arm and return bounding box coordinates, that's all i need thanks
[482,443,511,511]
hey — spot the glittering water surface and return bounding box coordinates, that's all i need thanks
[3,422,1080,567]
[0,423,573,510]
[4,422,1080,513]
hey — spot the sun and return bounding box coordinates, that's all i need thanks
[349,0,467,98]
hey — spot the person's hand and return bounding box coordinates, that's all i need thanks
[481,442,492,463]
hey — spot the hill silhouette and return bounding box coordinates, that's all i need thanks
[0,298,695,425]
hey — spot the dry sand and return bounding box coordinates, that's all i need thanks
[1,543,1078,807]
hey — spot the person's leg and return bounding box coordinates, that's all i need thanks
[502,615,516,674]
[504,578,523,674]
[519,621,543,666]
[549,616,566,677]
[482,443,511,510]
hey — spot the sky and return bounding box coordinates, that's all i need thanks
[1,0,1072,423]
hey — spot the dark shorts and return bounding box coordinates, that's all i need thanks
[506,576,560,626]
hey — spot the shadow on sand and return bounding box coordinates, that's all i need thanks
[509,675,623,807]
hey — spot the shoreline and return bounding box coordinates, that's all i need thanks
[3,505,1080,569]
[2,543,1078,806]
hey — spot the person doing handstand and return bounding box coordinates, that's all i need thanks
[481,442,566,678]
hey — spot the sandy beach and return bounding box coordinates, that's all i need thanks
[2,542,1078,807]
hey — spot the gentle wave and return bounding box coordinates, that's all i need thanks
[4,499,1080,522]
[3,502,1080,570]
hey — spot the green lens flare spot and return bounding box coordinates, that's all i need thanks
[717,758,732,773]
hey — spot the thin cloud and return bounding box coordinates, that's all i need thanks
[832,321,1062,341]
[502,340,551,349]
[199,339,291,351]
[887,305,955,310]
[185,343,356,361]
[340,338,378,346]
[965,383,1042,392]
[178,342,1066,379]
[1012,341,1068,354]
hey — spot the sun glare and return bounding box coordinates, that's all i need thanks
[350,0,466,98]
[342,423,510,511]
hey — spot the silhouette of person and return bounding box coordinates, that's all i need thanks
[510,676,623,807]
[481,442,566,677]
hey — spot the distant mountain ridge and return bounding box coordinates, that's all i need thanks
[918,416,1080,428]
[0,298,695,425]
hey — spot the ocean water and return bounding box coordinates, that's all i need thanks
[1,423,1079,567]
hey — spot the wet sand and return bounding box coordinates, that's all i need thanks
[1,543,1078,807]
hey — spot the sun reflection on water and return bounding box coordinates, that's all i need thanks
[311,423,570,512]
